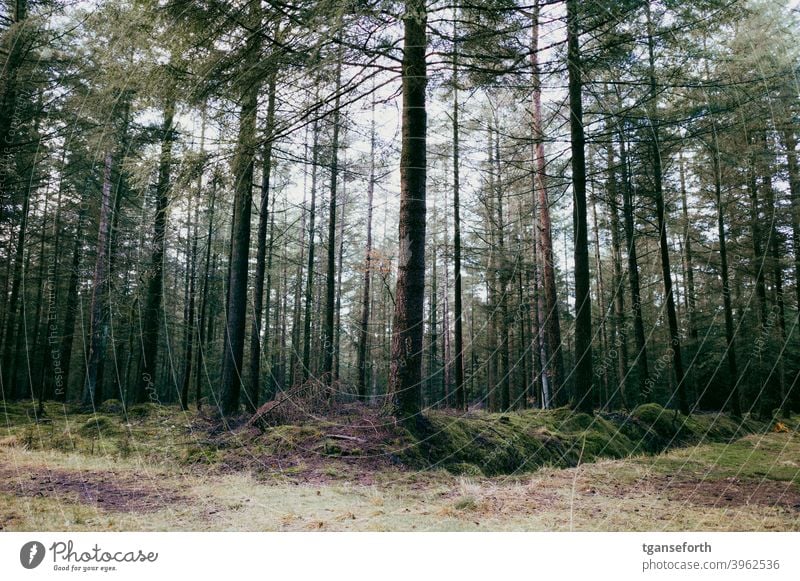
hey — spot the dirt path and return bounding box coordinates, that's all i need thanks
[0,464,185,513]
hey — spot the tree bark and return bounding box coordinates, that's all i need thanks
[451,25,466,409]
[566,0,593,412]
[531,0,565,407]
[302,117,320,382]
[606,138,628,408]
[357,101,376,399]
[323,50,344,387]
[220,33,261,416]
[246,73,277,412]
[388,0,427,422]
[195,173,217,409]
[136,97,175,404]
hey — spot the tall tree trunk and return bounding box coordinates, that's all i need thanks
[333,170,347,384]
[645,0,687,413]
[442,183,453,406]
[388,0,427,422]
[277,234,290,393]
[219,20,262,415]
[428,224,438,406]
[679,150,699,409]
[262,194,277,400]
[41,166,65,405]
[82,154,113,408]
[246,74,277,412]
[179,113,206,410]
[762,150,788,418]
[137,97,175,404]
[747,142,768,328]
[0,0,28,229]
[531,0,565,406]
[485,127,498,412]
[590,183,609,409]
[31,198,49,410]
[323,53,344,387]
[531,193,547,407]
[780,126,800,315]
[291,149,308,388]
[566,0,593,412]
[57,203,87,403]
[195,173,217,409]
[302,117,320,382]
[180,195,199,410]
[617,123,649,404]
[1,160,31,398]
[676,159,698,343]
[493,125,511,411]
[451,24,466,409]
[357,101,376,399]
[606,138,628,408]
[710,131,741,416]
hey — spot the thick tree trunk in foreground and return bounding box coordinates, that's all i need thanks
[220,54,260,416]
[388,0,427,422]
[566,0,593,412]
[451,33,466,409]
[247,74,277,412]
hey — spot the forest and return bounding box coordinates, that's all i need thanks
[1,0,799,532]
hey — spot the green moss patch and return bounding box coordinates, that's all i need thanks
[397,405,773,476]
[1,399,785,478]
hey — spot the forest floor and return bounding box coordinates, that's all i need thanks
[1,401,798,531]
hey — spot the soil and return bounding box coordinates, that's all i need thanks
[657,476,800,510]
[0,464,185,513]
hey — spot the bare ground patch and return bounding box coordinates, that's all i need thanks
[0,464,186,513]
[654,477,800,510]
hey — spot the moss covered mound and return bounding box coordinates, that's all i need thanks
[398,405,767,476]
[2,400,782,478]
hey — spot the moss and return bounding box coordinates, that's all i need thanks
[77,416,120,439]
[394,406,773,476]
[2,399,780,479]
[182,445,222,465]
[126,403,163,418]
[259,425,323,453]
[98,399,125,414]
